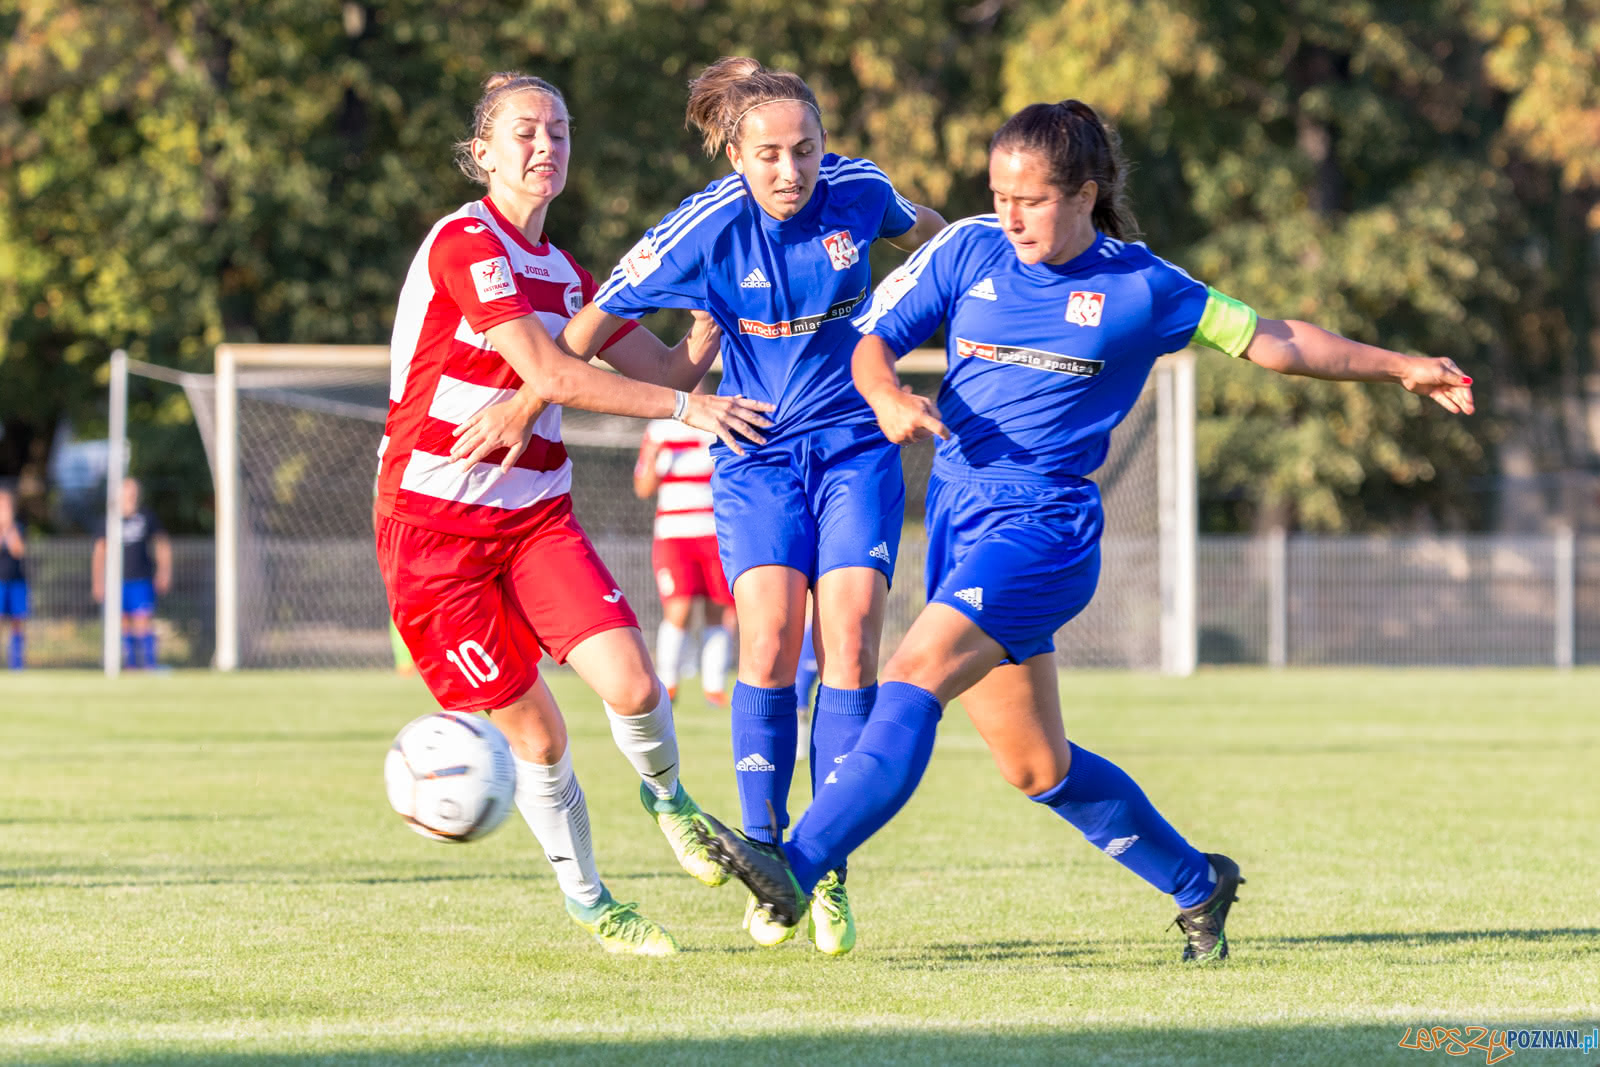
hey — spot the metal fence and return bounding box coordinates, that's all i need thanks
[8,530,1597,671]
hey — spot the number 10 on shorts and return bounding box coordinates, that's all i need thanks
[446,639,500,687]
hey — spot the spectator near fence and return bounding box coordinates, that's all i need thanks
[0,487,27,669]
[92,476,172,669]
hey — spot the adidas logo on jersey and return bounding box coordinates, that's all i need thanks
[966,278,997,301]
[741,267,771,288]
[1103,834,1140,857]
[869,541,891,564]
[953,587,983,611]
[735,753,776,773]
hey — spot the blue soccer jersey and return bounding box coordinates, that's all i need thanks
[595,154,918,441]
[854,216,1255,482]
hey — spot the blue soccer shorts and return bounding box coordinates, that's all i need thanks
[712,422,905,589]
[1,579,27,618]
[121,578,157,616]
[923,460,1104,663]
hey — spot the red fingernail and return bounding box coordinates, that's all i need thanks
[1462,377,1473,384]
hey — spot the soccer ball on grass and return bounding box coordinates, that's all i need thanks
[384,711,517,842]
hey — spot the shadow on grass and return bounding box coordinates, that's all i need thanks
[12,1023,1594,1067]
[1271,927,1600,945]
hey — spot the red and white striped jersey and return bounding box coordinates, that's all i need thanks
[638,419,717,540]
[377,197,636,537]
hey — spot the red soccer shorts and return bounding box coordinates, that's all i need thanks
[652,533,733,606]
[376,504,637,712]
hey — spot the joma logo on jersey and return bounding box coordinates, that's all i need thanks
[470,257,517,302]
[1066,291,1105,327]
[822,230,860,271]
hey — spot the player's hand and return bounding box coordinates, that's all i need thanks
[450,395,549,474]
[869,384,949,444]
[682,393,775,456]
[1401,356,1475,416]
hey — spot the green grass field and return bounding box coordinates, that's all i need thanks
[2,669,1597,1066]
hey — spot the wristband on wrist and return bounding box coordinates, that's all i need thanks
[670,389,690,422]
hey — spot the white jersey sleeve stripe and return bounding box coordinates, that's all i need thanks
[652,174,745,246]
[594,182,748,308]
[400,449,572,509]
[853,215,998,334]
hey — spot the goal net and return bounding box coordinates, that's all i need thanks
[196,345,1194,673]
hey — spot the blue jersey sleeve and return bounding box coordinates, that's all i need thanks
[822,156,918,241]
[593,183,735,318]
[851,223,965,355]
[1146,255,1211,353]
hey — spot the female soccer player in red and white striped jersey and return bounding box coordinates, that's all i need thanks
[376,72,772,956]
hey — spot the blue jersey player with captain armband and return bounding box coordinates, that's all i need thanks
[565,56,945,955]
[699,99,1476,963]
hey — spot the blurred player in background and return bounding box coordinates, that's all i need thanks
[702,99,1476,963]
[633,394,737,705]
[564,56,946,956]
[378,72,771,956]
[92,477,171,670]
[0,487,27,669]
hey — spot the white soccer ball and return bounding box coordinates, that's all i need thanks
[384,711,517,843]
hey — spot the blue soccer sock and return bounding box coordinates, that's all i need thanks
[7,630,22,669]
[1030,742,1215,908]
[122,633,137,668]
[730,682,798,844]
[139,633,156,668]
[783,681,942,893]
[808,683,875,878]
[809,683,873,791]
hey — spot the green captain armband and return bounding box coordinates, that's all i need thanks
[1191,287,1258,358]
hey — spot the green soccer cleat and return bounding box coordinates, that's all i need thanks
[743,892,799,947]
[1171,853,1245,963]
[807,869,856,956]
[639,782,730,887]
[566,894,680,957]
[694,812,807,932]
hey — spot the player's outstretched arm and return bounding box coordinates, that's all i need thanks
[1243,318,1476,415]
[852,334,948,444]
[452,314,772,465]
[593,310,721,391]
[886,204,947,253]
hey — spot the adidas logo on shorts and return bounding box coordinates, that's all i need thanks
[735,752,777,772]
[741,267,771,288]
[966,277,997,301]
[953,587,983,611]
[869,541,891,564]
[1103,834,1140,857]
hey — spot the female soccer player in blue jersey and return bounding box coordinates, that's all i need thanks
[561,56,945,954]
[699,99,1475,963]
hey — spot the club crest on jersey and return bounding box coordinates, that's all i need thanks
[1066,291,1105,327]
[621,236,661,285]
[563,281,584,317]
[470,257,517,302]
[822,229,860,271]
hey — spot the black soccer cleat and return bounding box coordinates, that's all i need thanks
[1172,852,1245,963]
[693,813,807,928]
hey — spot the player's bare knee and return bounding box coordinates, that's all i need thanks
[740,626,796,686]
[881,645,944,694]
[821,630,877,687]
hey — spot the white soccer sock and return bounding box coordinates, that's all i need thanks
[700,625,731,694]
[605,685,680,800]
[655,620,686,689]
[513,748,603,907]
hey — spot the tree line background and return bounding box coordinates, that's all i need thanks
[1,0,1596,535]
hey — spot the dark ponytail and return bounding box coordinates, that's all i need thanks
[991,100,1138,240]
